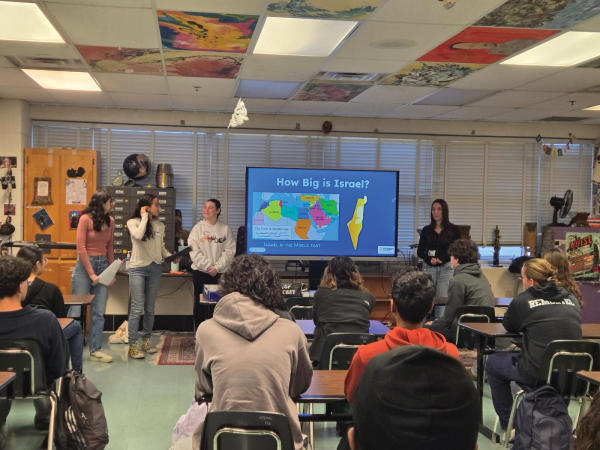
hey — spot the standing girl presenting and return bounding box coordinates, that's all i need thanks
[417,199,461,297]
[189,199,236,330]
[127,194,176,359]
[71,190,115,363]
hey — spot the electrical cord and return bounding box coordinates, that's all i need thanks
[157,280,190,298]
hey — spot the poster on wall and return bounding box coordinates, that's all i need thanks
[32,177,52,205]
[566,232,600,281]
[32,208,54,231]
[0,157,17,168]
[65,179,87,205]
[69,210,83,230]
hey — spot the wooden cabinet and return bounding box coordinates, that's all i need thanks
[24,148,97,293]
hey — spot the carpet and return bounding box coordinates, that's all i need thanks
[158,335,196,365]
[458,349,477,368]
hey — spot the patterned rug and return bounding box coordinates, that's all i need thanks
[158,335,196,365]
[458,349,477,368]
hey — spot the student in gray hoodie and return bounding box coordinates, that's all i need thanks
[193,254,313,450]
[425,239,494,342]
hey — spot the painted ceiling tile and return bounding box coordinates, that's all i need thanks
[267,0,382,20]
[164,51,243,78]
[293,82,371,101]
[381,62,487,88]
[77,46,164,75]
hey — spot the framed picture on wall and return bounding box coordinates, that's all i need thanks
[32,177,53,205]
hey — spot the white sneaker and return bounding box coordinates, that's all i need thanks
[90,350,113,363]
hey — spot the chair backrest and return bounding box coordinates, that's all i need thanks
[535,340,600,399]
[201,411,294,450]
[450,305,496,347]
[0,339,48,397]
[319,333,378,370]
[285,297,314,320]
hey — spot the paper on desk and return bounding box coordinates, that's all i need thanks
[99,259,123,285]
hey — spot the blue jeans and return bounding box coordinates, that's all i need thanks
[424,262,454,297]
[70,256,109,353]
[485,352,535,430]
[63,319,83,372]
[128,263,162,344]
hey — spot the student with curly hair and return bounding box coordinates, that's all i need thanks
[575,391,600,450]
[309,256,376,363]
[192,254,313,450]
[543,248,584,307]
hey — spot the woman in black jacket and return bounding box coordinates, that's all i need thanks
[309,257,376,363]
[17,246,84,372]
[417,199,461,297]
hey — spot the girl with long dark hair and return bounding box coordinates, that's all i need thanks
[71,189,115,363]
[543,248,584,307]
[127,194,176,359]
[417,199,461,297]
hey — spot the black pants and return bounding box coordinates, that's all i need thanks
[423,322,454,343]
[192,270,220,331]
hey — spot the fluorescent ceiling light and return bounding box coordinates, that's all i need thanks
[0,1,63,43]
[22,70,101,91]
[584,105,600,111]
[500,31,600,67]
[254,17,357,57]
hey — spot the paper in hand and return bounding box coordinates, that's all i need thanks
[164,246,192,263]
[98,259,123,285]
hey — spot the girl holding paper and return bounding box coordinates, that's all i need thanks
[127,194,177,359]
[71,190,115,363]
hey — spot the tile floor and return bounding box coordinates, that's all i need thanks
[0,333,581,450]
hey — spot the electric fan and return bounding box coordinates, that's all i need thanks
[549,189,573,226]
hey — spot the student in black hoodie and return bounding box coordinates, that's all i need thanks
[485,258,581,436]
[17,246,83,372]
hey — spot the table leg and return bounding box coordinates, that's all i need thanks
[309,403,314,449]
[475,333,500,444]
[81,304,88,347]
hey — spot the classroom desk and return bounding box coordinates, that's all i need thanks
[460,322,600,442]
[0,372,16,399]
[577,371,600,386]
[295,320,390,338]
[58,318,74,330]
[64,294,94,346]
[433,297,513,307]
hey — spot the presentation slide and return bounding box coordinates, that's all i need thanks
[245,167,398,258]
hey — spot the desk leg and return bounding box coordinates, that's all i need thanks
[82,304,88,347]
[475,334,500,444]
[309,403,314,449]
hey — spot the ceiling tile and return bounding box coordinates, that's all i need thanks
[0,86,56,103]
[368,0,508,25]
[381,61,486,88]
[226,98,286,114]
[279,101,345,115]
[414,88,497,106]
[321,58,405,74]
[164,51,243,78]
[241,55,324,82]
[434,106,515,120]
[523,93,600,110]
[333,22,463,61]
[0,68,40,88]
[95,73,167,94]
[0,56,14,68]
[47,4,159,47]
[266,0,382,20]
[109,93,171,109]
[514,68,600,92]
[382,105,458,118]
[469,90,568,108]
[0,41,80,59]
[170,95,230,111]
[331,102,399,117]
[579,117,600,124]
[293,82,370,102]
[555,109,600,118]
[155,0,267,15]
[351,85,438,104]
[168,77,237,97]
[450,65,564,90]
[45,0,151,6]
[46,91,117,107]
[236,80,300,99]
[77,46,164,75]
[573,13,600,31]
[483,108,570,122]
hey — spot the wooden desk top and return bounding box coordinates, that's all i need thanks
[0,372,16,391]
[434,297,512,307]
[296,320,390,337]
[58,318,74,330]
[577,371,600,386]
[582,324,600,339]
[300,370,347,400]
[461,322,600,339]
[63,294,94,305]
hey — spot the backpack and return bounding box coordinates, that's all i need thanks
[54,370,109,450]
[512,385,572,450]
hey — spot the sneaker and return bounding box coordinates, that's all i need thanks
[128,343,145,359]
[141,337,158,354]
[501,429,515,444]
[90,351,113,363]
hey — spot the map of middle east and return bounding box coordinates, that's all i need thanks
[252,193,340,241]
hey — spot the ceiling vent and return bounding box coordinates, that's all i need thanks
[538,116,587,122]
[316,72,387,83]
[7,56,85,70]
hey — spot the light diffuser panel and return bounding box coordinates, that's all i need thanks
[0,2,64,43]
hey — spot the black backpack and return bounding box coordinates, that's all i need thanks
[55,370,109,450]
[512,385,572,450]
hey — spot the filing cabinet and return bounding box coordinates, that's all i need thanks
[107,186,177,255]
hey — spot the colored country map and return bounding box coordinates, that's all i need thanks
[252,192,339,241]
[347,196,367,250]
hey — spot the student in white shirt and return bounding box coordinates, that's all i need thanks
[188,199,235,329]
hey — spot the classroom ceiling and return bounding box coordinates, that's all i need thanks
[1,0,600,123]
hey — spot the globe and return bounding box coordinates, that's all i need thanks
[123,154,151,180]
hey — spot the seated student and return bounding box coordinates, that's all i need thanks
[309,257,376,363]
[574,391,600,450]
[543,248,584,307]
[193,254,312,450]
[425,238,494,342]
[344,268,459,404]
[17,246,83,373]
[485,258,581,438]
[341,346,479,450]
[0,256,70,449]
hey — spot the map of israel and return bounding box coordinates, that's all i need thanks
[252,193,340,241]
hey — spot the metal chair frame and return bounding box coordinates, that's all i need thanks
[213,428,282,450]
